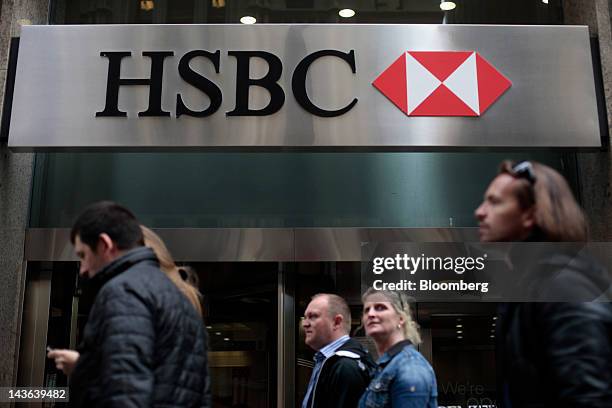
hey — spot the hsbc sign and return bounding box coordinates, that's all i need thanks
[9,24,600,150]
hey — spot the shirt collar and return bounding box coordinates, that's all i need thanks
[318,335,350,359]
[379,339,412,364]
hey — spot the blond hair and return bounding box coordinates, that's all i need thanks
[141,226,203,316]
[362,288,421,345]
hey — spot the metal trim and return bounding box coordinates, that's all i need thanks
[25,227,479,262]
[16,264,52,389]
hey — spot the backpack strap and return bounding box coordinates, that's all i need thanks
[334,350,360,359]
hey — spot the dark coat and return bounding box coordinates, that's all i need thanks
[499,249,612,408]
[307,338,375,408]
[70,247,210,408]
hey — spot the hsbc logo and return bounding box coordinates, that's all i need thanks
[95,49,510,119]
[372,51,511,116]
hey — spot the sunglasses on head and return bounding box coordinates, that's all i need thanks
[511,161,536,185]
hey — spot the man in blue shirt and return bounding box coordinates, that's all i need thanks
[302,293,374,408]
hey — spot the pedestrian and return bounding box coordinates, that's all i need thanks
[359,289,437,408]
[141,225,203,316]
[48,225,206,374]
[49,201,210,407]
[475,160,612,407]
[301,293,374,408]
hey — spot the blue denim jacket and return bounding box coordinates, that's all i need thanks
[359,340,438,408]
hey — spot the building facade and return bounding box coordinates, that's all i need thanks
[1,1,611,407]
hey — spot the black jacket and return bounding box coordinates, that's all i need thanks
[307,338,375,408]
[499,249,612,408]
[70,247,210,407]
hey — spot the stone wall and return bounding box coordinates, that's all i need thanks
[565,0,612,240]
[0,0,48,388]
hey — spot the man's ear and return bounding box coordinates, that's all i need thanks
[97,233,115,254]
[333,314,344,330]
[522,206,536,231]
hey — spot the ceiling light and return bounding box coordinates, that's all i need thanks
[215,332,221,335]
[542,0,548,3]
[140,0,154,11]
[492,316,498,320]
[490,335,495,338]
[206,325,212,329]
[223,337,230,341]
[440,1,456,11]
[457,336,463,339]
[456,330,463,334]
[456,324,463,328]
[339,9,355,18]
[240,16,256,24]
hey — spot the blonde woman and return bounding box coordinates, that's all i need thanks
[359,289,437,408]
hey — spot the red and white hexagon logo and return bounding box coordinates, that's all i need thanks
[372,51,511,116]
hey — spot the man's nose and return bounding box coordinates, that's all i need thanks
[475,203,486,220]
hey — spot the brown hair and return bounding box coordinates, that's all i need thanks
[361,288,422,345]
[141,226,203,316]
[312,293,352,333]
[499,160,588,241]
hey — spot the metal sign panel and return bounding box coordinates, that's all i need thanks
[8,24,600,150]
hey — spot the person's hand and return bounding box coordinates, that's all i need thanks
[47,348,80,376]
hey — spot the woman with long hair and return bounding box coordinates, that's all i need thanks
[359,289,437,408]
[141,226,203,316]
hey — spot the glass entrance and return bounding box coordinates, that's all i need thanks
[18,261,279,408]
[18,235,500,408]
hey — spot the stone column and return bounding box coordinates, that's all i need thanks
[565,0,612,240]
[0,0,49,388]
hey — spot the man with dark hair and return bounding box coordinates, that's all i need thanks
[52,201,210,407]
[301,293,374,408]
[475,161,612,407]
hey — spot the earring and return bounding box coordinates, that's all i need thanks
[397,324,401,329]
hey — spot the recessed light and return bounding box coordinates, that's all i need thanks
[492,316,498,320]
[542,0,548,3]
[339,9,355,18]
[140,0,154,11]
[215,332,221,335]
[457,336,463,339]
[223,337,230,341]
[240,16,256,24]
[490,335,495,338]
[456,324,463,328]
[206,326,212,329]
[440,1,456,11]
[456,330,463,334]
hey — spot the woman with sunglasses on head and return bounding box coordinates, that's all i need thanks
[359,289,437,408]
[475,160,612,407]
